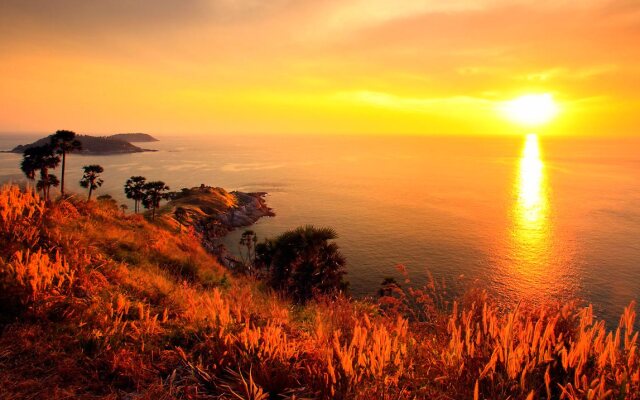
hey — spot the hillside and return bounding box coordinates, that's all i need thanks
[163,186,274,251]
[108,133,158,142]
[1,184,639,399]
[10,134,155,154]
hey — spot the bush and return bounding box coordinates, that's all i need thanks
[255,225,347,302]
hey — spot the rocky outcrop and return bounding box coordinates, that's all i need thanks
[166,185,274,256]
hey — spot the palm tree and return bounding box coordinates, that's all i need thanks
[141,181,170,221]
[124,176,146,213]
[239,230,258,269]
[79,165,104,201]
[20,144,60,201]
[50,130,82,197]
[256,225,347,302]
[37,173,60,196]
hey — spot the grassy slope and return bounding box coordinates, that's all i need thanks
[154,186,237,230]
[1,185,640,399]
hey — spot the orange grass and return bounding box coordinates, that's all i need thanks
[0,184,638,399]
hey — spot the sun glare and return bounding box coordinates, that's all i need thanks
[502,94,559,127]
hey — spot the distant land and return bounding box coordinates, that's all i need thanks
[108,133,158,142]
[9,133,158,154]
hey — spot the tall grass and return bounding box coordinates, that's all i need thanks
[0,184,44,251]
[0,184,638,399]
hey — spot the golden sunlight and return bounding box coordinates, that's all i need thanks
[502,94,559,127]
[516,134,547,225]
[505,133,553,298]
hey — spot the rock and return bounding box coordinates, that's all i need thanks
[163,185,274,265]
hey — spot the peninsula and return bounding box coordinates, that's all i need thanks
[161,185,274,254]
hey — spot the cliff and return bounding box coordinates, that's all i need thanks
[162,185,274,253]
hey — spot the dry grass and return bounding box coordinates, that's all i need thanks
[0,184,638,399]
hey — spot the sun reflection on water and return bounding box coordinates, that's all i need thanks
[508,133,553,299]
[517,134,547,227]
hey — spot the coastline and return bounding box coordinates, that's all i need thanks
[163,185,275,265]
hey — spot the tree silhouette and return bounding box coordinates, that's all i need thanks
[37,173,59,196]
[50,130,82,197]
[239,230,258,270]
[174,206,187,232]
[79,165,104,201]
[142,181,170,221]
[124,176,146,213]
[20,144,60,201]
[255,225,347,302]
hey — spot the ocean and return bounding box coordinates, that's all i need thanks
[1,133,639,325]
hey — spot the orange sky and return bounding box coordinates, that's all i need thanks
[0,0,639,136]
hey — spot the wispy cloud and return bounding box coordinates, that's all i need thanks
[0,0,638,136]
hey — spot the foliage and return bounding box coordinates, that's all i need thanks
[238,229,258,271]
[256,225,347,302]
[50,129,82,196]
[174,206,187,231]
[124,176,146,213]
[1,184,639,400]
[20,144,60,201]
[141,180,170,221]
[97,194,118,209]
[79,164,104,201]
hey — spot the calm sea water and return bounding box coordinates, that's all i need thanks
[1,133,639,325]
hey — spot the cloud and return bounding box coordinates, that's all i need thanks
[334,90,495,114]
[0,0,639,136]
[0,0,298,36]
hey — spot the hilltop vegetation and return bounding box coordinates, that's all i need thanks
[1,184,640,399]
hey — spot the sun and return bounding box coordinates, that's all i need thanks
[502,94,559,127]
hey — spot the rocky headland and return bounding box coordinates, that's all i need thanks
[164,185,274,258]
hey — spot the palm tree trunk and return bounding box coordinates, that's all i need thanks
[60,152,66,197]
[42,168,49,202]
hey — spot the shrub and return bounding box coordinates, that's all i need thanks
[256,225,347,302]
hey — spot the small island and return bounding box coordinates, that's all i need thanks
[10,134,157,154]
